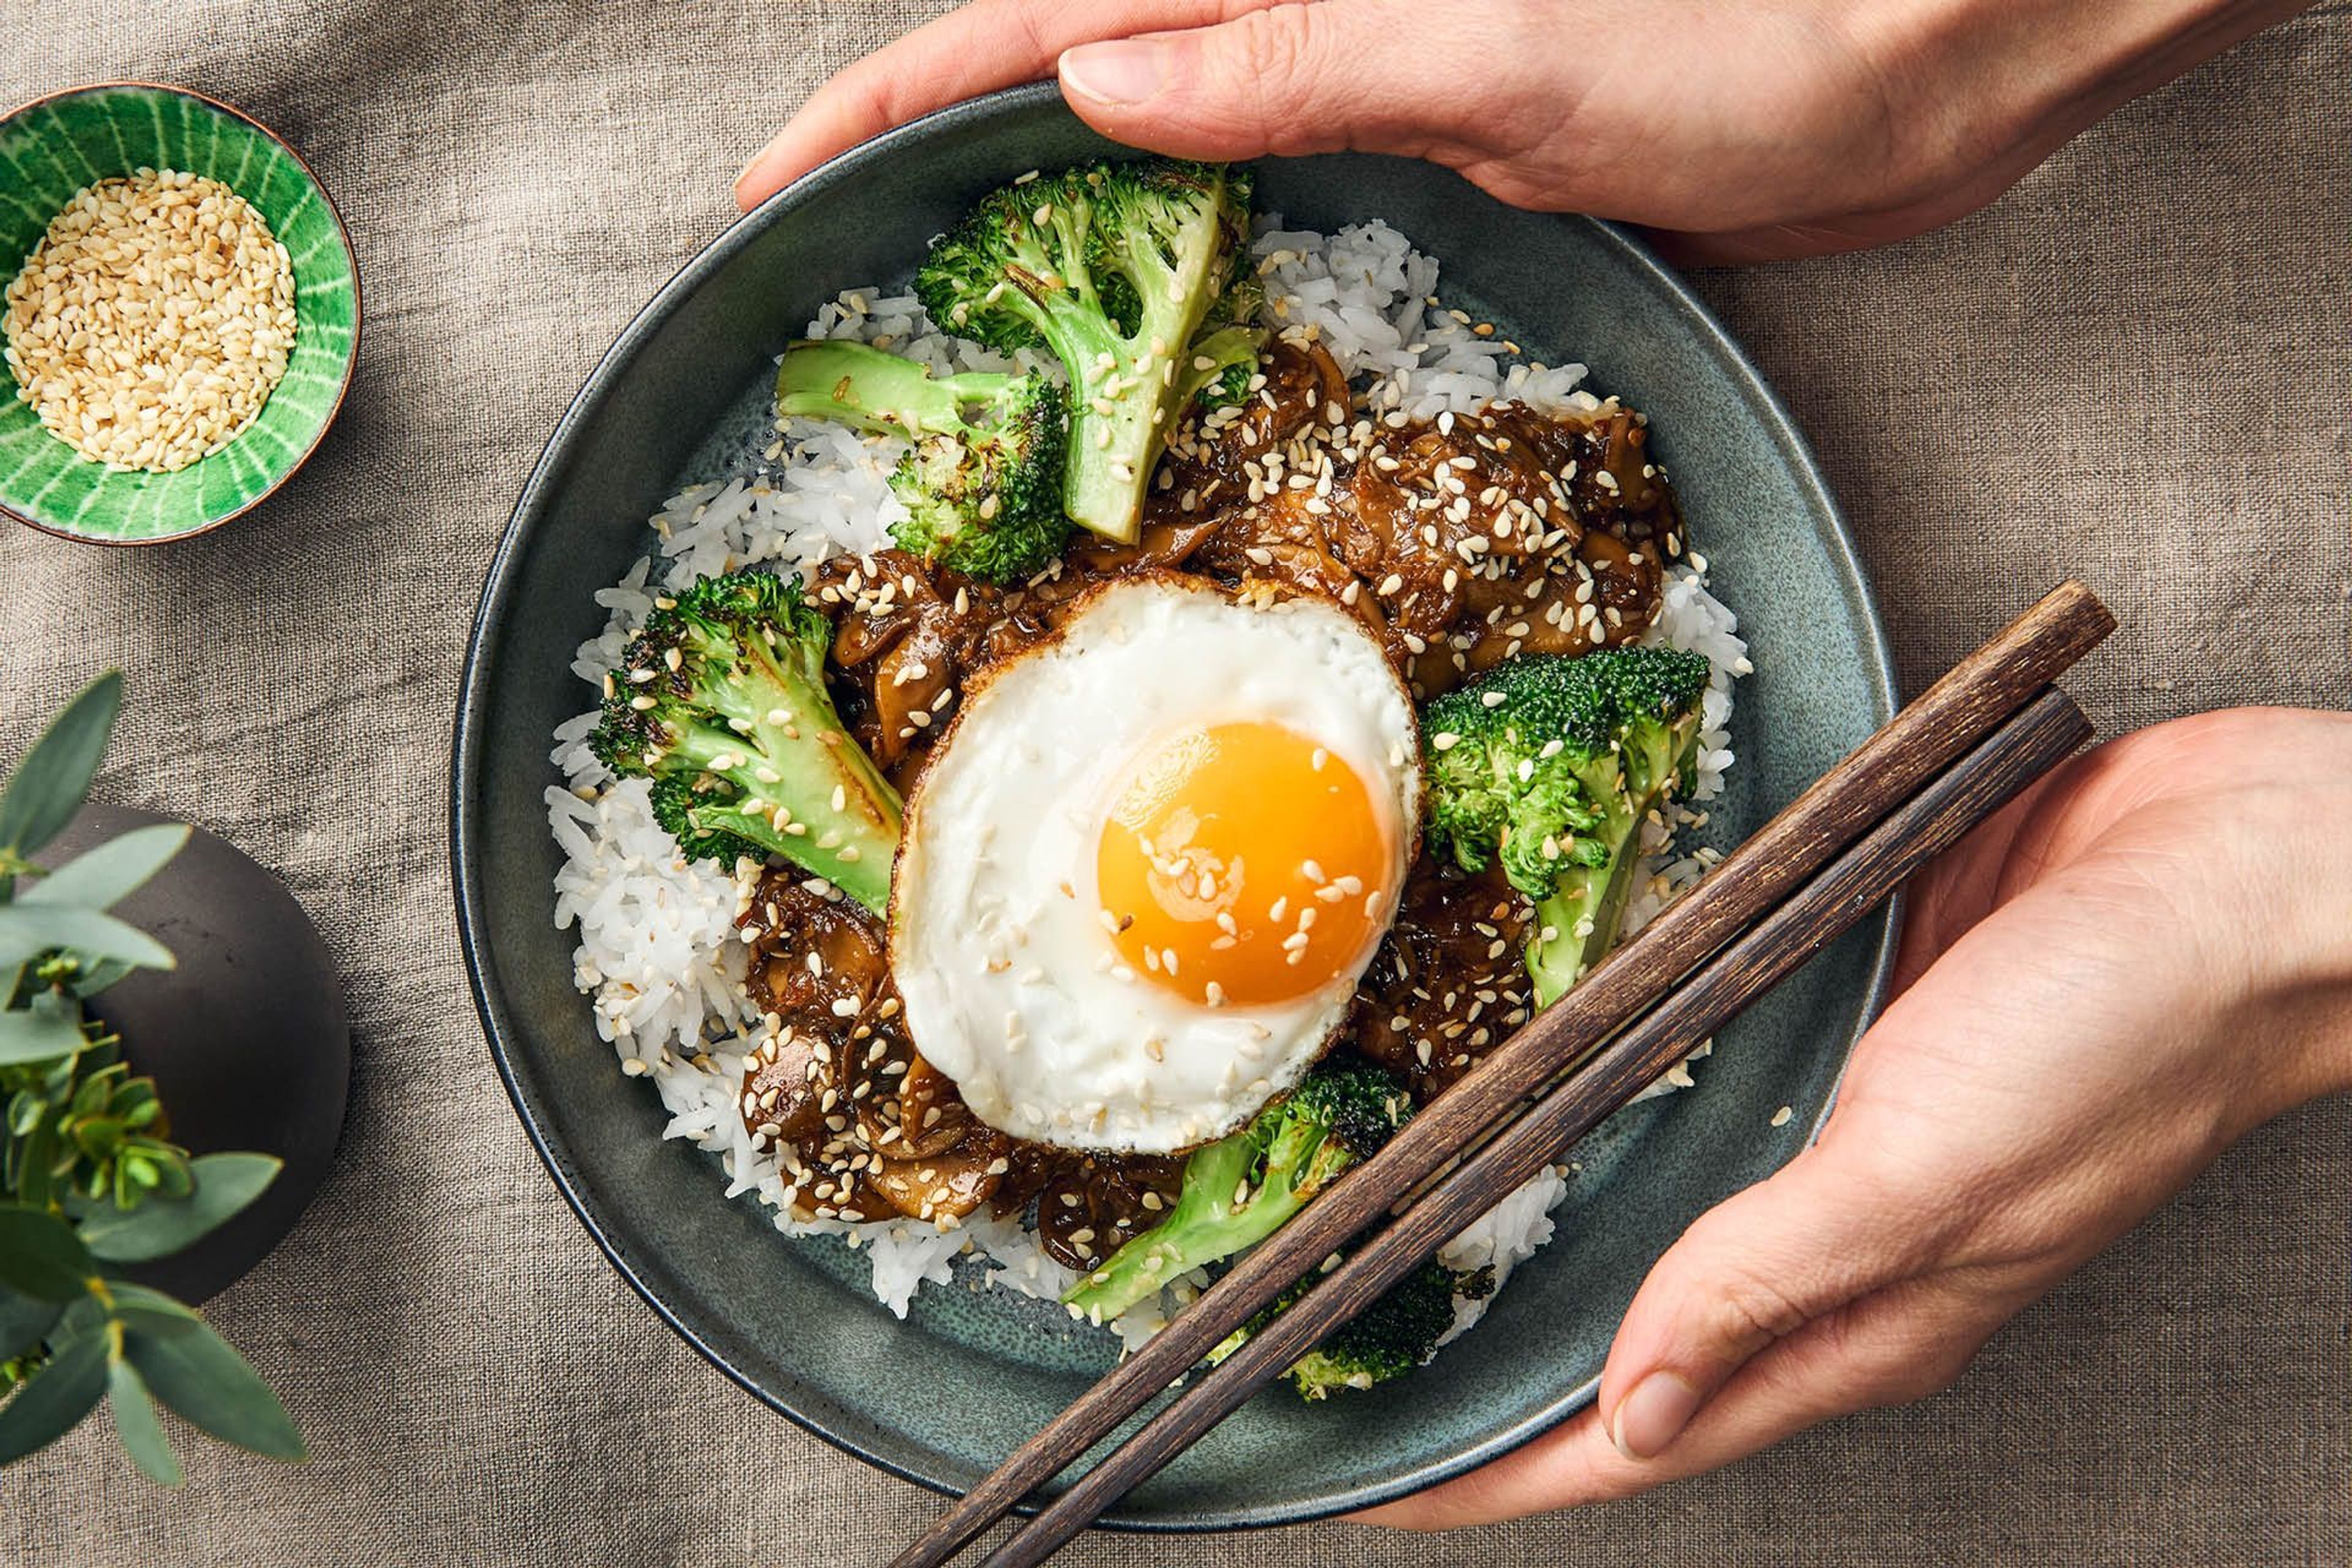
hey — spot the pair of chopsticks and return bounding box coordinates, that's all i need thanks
[891,581,2115,1568]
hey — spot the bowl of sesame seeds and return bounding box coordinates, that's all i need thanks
[0,82,358,544]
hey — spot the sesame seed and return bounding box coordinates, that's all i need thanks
[4,170,298,472]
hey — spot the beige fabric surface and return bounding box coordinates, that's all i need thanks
[2,2,2346,1563]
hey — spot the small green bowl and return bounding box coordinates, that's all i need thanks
[0,82,359,545]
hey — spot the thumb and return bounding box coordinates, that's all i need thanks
[1594,1137,1947,1461]
[1057,0,1539,165]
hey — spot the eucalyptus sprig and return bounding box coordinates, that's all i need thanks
[0,673,303,1487]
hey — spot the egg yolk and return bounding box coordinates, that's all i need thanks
[1095,722,1393,1009]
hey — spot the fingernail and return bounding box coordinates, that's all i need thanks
[734,141,778,202]
[1610,1371,1702,1461]
[1061,41,1167,107]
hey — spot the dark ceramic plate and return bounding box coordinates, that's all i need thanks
[453,84,1896,1529]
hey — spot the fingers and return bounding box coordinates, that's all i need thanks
[1591,1139,1945,1464]
[740,0,1569,211]
[1055,0,1541,164]
[1378,1069,1966,1531]
[1359,1278,1999,1528]
[1366,1133,1970,1531]
[734,0,1286,208]
[1886,769,2064,993]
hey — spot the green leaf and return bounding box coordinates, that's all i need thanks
[0,905,173,971]
[145,1147,193,1201]
[65,957,133,998]
[56,1293,105,1340]
[13,1118,57,1207]
[0,1207,94,1302]
[75,1117,127,1160]
[105,1354,183,1486]
[68,1068,108,1118]
[0,1323,106,1462]
[0,1289,62,1361]
[0,992,87,1067]
[99,1283,202,1340]
[121,1317,303,1461]
[23,825,187,912]
[0,673,121,856]
[80,1154,279,1264]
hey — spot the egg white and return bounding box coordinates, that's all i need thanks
[890,576,1420,1154]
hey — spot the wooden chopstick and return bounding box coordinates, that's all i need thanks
[888,581,2113,1568]
[976,685,2094,1566]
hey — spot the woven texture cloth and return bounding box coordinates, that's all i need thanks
[2,2,2346,1562]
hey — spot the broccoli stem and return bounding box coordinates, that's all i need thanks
[1526,722,1704,1005]
[1528,859,1630,1006]
[597,571,905,911]
[1065,1112,1349,1325]
[1066,196,1231,539]
[1066,1127,1291,1324]
[917,162,1252,545]
[1010,296,1164,543]
[1064,1059,1404,1325]
[774,339,1005,438]
[667,638,901,911]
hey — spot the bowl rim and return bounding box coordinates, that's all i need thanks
[453,78,1900,1531]
[0,78,364,547]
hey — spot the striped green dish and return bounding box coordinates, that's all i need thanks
[0,83,358,544]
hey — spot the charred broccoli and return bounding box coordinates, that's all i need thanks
[1063,1055,1412,1325]
[1422,646,1713,1005]
[914,159,1256,542]
[774,339,1071,582]
[1210,1257,1496,1400]
[588,570,900,911]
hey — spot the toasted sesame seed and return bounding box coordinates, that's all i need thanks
[4,170,298,472]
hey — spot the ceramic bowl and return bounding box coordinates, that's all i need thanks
[39,805,350,1305]
[454,83,1896,1528]
[0,82,359,544]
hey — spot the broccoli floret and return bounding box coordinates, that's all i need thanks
[1423,645,1713,1005]
[914,159,1256,543]
[1193,360,1254,410]
[1063,1055,1411,1325]
[1100,249,1262,410]
[774,340,1071,582]
[1208,1258,1495,1400]
[589,570,901,911]
[1181,325,1262,410]
[1182,269,1267,409]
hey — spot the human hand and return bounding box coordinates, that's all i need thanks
[734,0,2311,262]
[1359,706,2352,1527]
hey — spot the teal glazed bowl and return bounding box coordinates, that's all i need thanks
[454,84,1896,1528]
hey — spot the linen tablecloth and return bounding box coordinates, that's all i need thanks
[2,3,2346,1562]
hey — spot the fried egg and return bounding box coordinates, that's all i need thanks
[891,575,1419,1153]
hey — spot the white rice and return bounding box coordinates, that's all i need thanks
[545,217,1747,1346]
